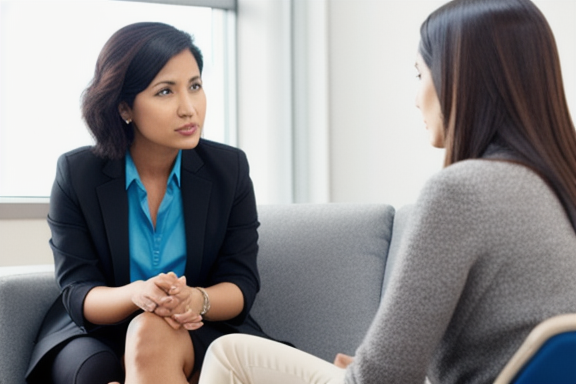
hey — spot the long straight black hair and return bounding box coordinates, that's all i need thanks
[419,0,576,228]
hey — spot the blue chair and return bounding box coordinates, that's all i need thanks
[495,314,576,384]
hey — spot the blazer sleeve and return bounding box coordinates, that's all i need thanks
[47,151,108,330]
[202,147,260,325]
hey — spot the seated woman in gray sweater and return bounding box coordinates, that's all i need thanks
[198,0,576,383]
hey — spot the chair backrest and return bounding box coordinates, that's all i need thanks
[250,203,396,362]
[494,313,576,384]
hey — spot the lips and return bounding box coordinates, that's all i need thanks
[176,123,198,136]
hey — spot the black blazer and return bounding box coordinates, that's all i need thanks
[26,139,265,378]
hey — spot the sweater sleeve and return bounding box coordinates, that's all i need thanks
[345,164,487,384]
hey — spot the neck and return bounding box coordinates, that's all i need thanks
[129,144,179,180]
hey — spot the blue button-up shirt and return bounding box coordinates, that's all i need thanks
[126,151,187,282]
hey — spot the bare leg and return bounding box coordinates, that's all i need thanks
[124,312,194,384]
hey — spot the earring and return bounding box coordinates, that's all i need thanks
[124,118,132,125]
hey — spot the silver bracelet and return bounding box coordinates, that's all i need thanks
[195,287,211,316]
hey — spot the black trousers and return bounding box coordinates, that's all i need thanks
[50,336,124,384]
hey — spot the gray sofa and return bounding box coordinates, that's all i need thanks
[0,203,412,384]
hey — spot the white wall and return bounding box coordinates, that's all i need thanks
[327,0,447,207]
[239,0,576,208]
[327,0,576,207]
[0,220,52,266]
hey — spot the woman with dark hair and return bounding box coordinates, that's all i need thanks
[25,22,270,384]
[197,0,576,383]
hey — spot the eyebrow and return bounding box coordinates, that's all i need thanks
[152,76,202,88]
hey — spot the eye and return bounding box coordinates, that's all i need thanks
[156,88,172,96]
[190,82,203,91]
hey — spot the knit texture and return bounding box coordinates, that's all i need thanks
[346,159,576,384]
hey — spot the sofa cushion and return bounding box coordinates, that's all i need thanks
[251,203,395,362]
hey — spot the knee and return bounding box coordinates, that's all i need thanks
[209,334,241,353]
[126,312,168,352]
[125,312,195,379]
[126,312,192,364]
[207,334,254,362]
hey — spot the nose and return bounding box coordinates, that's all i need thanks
[178,92,196,118]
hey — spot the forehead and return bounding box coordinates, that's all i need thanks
[155,50,200,78]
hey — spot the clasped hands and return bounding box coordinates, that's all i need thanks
[132,272,204,331]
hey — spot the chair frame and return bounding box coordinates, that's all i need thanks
[494,313,576,384]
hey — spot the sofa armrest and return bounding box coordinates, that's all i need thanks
[0,267,59,384]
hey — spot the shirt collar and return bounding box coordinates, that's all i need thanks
[125,150,182,190]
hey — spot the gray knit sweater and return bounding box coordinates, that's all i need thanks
[346,158,576,384]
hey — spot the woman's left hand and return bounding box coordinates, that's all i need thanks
[153,273,205,330]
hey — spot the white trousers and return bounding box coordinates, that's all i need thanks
[199,334,347,384]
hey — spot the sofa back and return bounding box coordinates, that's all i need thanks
[251,203,396,362]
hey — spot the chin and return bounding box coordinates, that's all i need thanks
[429,135,445,148]
[431,140,446,149]
[180,135,202,149]
[182,142,201,150]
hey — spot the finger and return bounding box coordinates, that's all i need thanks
[158,295,179,309]
[168,275,187,295]
[154,279,176,294]
[163,316,182,330]
[172,305,201,321]
[142,289,168,307]
[183,321,204,331]
[154,305,174,317]
[168,284,181,295]
[153,272,179,291]
[334,353,354,368]
[135,299,157,312]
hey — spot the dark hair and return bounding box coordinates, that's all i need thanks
[82,22,204,159]
[419,0,576,227]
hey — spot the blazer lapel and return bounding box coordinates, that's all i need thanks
[181,149,212,284]
[96,158,131,287]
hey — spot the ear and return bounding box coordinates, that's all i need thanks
[118,102,132,121]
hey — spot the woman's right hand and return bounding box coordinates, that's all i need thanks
[131,272,180,313]
[151,273,206,331]
[132,272,205,331]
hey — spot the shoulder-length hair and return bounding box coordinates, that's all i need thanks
[419,0,576,227]
[82,22,203,160]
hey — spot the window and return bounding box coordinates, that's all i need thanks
[0,0,236,197]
